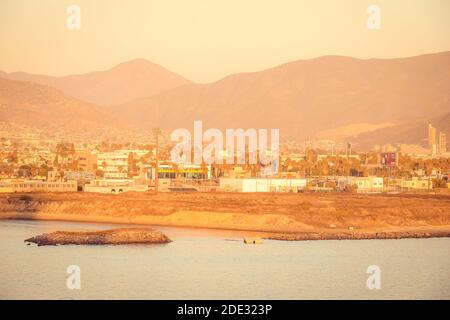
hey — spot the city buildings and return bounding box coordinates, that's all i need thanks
[428,123,447,155]
[0,126,448,195]
[439,132,447,154]
[74,151,97,172]
[96,151,129,179]
[428,123,437,154]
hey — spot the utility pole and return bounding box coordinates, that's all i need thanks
[154,128,160,193]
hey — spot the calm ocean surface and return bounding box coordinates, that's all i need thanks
[0,219,449,300]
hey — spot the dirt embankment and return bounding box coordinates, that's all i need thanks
[1,192,449,238]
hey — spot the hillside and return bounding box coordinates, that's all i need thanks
[0,59,191,106]
[111,52,450,143]
[0,78,131,136]
[353,112,450,149]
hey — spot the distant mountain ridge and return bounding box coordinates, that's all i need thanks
[1,52,449,147]
[0,59,191,106]
[110,52,450,145]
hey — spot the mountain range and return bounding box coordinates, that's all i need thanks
[1,52,449,148]
[0,59,190,106]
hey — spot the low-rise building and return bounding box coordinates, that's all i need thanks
[74,151,97,172]
[0,181,13,193]
[401,177,432,190]
[96,151,128,179]
[220,178,307,192]
[64,171,96,181]
[150,164,210,180]
[6,179,77,192]
[84,179,149,194]
[338,176,384,192]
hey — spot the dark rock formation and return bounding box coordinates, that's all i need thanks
[25,228,172,246]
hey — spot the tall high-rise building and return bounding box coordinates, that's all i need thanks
[439,132,447,154]
[428,123,436,154]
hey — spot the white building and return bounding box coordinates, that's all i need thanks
[338,176,384,192]
[401,177,432,190]
[96,151,128,179]
[84,179,149,194]
[5,179,77,193]
[220,178,307,192]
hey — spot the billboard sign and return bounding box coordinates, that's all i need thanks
[381,152,397,166]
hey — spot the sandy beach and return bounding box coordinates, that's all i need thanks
[0,192,449,240]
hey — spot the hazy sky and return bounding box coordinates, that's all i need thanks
[0,0,449,82]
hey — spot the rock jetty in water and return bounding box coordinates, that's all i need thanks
[25,228,172,246]
[265,230,450,241]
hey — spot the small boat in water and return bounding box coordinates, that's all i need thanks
[243,238,263,244]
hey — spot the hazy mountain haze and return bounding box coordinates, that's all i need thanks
[111,52,450,141]
[1,52,449,147]
[0,78,129,134]
[0,59,191,106]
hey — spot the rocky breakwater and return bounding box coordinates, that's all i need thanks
[25,228,172,246]
[265,230,450,241]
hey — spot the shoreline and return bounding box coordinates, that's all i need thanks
[2,212,450,241]
[1,192,449,241]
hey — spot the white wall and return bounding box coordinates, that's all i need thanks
[220,178,306,192]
